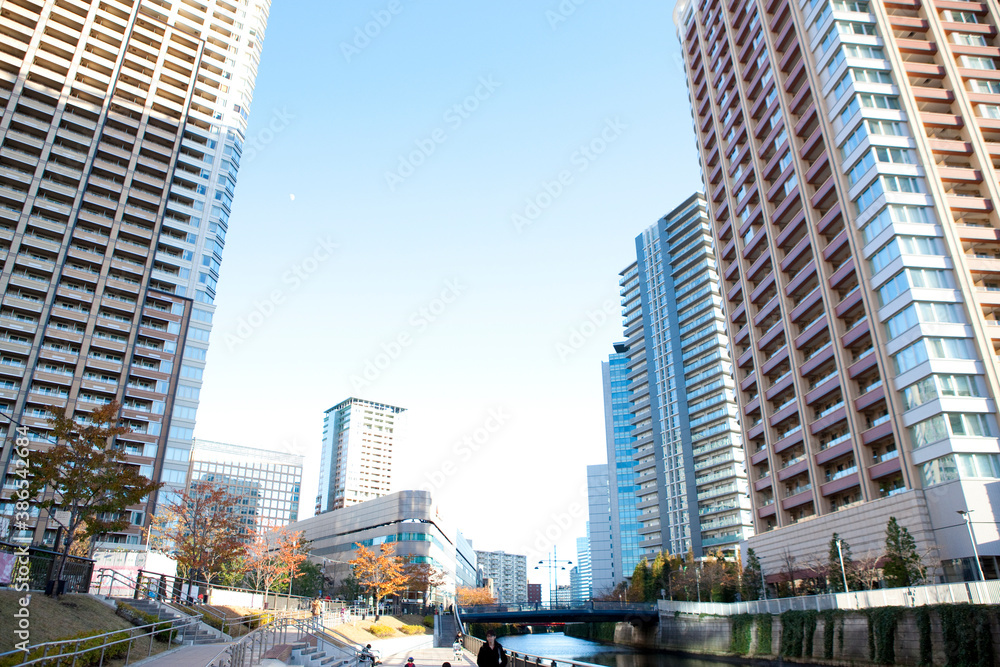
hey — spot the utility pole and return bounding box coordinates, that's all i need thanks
[836,538,849,593]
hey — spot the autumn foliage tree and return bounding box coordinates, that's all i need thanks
[403,558,447,609]
[27,402,161,595]
[350,542,406,613]
[157,480,245,587]
[244,529,284,600]
[275,528,308,601]
[456,586,495,606]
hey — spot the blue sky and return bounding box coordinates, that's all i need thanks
[194,0,704,591]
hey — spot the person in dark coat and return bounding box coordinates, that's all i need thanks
[476,631,507,667]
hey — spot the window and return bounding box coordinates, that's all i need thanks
[948,412,992,437]
[858,93,900,110]
[882,175,921,193]
[942,10,979,23]
[867,118,906,136]
[979,104,1000,119]
[960,55,996,70]
[861,205,933,244]
[848,149,876,185]
[920,455,959,486]
[954,32,988,46]
[841,122,868,159]
[855,178,884,213]
[833,0,869,11]
[894,337,974,374]
[837,20,877,36]
[970,79,1000,94]
[875,146,911,164]
[844,44,884,60]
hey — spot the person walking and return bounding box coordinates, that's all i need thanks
[476,630,507,667]
[453,636,463,661]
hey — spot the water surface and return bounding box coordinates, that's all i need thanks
[498,632,753,667]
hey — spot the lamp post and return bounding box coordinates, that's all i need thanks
[957,510,985,582]
[836,538,850,593]
[535,550,572,606]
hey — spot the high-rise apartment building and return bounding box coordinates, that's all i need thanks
[0,0,270,546]
[586,463,615,593]
[474,549,527,602]
[188,438,302,538]
[316,397,405,513]
[601,343,641,584]
[675,0,1000,580]
[615,195,754,559]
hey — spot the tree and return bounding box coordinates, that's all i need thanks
[403,559,447,609]
[631,558,652,602]
[26,402,161,596]
[244,529,283,598]
[854,549,884,591]
[742,548,763,601]
[350,542,406,614]
[275,528,308,602]
[337,574,363,602]
[828,533,854,592]
[884,516,924,587]
[291,561,324,598]
[158,480,245,588]
[456,586,495,605]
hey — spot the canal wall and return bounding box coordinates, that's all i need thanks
[603,605,1000,665]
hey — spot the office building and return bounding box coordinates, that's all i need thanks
[674,0,1000,580]
[614,195,754,559]
[317,397,405,513]
[474,549,527,603]
[188,438,302,538]
[0,0,270,546]
[586,464,615,593]
[289,489,457,607]
[601,344,642,585]
[573,533,592,601]
[456,530,479,589]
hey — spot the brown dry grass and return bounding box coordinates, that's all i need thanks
[0,591,174,663]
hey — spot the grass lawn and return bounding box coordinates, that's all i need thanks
[0,592,175,663]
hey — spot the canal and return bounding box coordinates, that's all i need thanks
[498,632,754,667]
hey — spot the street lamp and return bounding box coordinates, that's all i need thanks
[957,510,985,582]
[535,550,572,605]
[836,538,850,593]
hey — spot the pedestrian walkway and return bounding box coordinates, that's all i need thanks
[130,642,231,666]
[390,646,474,667]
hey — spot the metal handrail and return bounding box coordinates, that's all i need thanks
[91,566,315,606]
[0,615,202,666]
[206,614,320,667]
[462,635,605,667]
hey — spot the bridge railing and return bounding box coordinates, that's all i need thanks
[458,601,656,614]
[657,579,1000,616]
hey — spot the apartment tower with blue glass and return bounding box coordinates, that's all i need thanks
[612,194,754,560]
[600,344,641,587]
[0,0,270,547]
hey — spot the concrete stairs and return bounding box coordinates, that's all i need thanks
[289,642,355,667]
[113,597,229,645]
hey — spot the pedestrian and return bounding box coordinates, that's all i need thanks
[453,636,463,661]
[476,630,507,667]
[405,657,416,667]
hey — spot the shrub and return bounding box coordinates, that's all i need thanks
[0,629,132,667]
[422,615,434,628]
[865,607,902,665]
[400,624,425,635]
[730,614,753,655]
[367,623,395,638]
[755,614,773,655]
[116,602,178,643]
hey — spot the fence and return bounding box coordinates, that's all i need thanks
[657,579,1000,616]
[0,541,94,593]
[206,614,330,667]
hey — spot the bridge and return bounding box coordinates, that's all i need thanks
[457,601,659,625]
